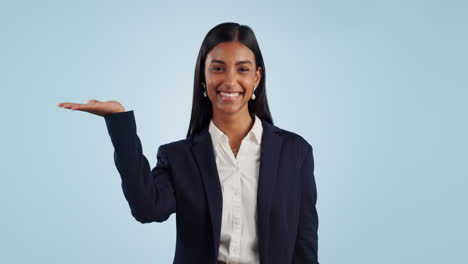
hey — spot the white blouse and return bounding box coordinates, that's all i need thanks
[208,114,263,264]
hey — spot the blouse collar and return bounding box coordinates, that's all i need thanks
[208,114,263,146]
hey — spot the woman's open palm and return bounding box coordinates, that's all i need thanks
[57,99,125,117]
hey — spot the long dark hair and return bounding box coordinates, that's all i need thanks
[186,22,273,139]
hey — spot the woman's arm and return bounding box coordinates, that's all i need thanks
[292,145,319,263]
[105,110,176,223]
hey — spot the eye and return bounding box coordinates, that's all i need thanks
[239,67,250,72]
[212,66,224,72]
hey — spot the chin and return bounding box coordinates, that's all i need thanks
[214,104,246,115]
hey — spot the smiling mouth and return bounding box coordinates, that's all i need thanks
[218,91,243,97]
[216,90,244,101]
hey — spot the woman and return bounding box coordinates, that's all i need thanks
[58,22,319,264]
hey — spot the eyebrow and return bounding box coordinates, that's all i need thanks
[210,59,252,65]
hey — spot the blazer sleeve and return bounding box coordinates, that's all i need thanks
[104,110,176,223]
[292,144,319,263]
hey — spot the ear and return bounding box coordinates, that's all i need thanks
[255,67,263,86]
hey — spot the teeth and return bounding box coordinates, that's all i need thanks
[220,91,240,97]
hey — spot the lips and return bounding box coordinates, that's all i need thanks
[217,90,243,94]
[219,91,241,97]
[216,90,243,101]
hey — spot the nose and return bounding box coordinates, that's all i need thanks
[223,69,237,88]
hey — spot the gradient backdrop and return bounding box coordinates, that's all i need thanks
[1,0,467,263]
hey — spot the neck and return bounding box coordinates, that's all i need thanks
[212,109,254,141]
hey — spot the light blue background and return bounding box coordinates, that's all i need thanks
[1,0,467,263]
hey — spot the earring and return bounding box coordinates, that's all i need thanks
[251,86,257,100]
[202,83,207,97]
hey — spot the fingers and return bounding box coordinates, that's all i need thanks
[71,104,82,110]
[58,102,87,111]
[58,102,76,109]
[87,99,100,104]
[58,100,99,110]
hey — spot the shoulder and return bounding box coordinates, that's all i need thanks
[158,137,192,154]
[154,138,194,164]
[264,121,313,157]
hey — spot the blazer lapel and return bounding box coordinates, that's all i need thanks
[257,119,282,263]
[191,128,223,259]
[190,119,283,262]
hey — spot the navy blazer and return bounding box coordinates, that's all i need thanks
[104,111,319,264]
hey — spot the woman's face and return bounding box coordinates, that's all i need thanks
[204,41,262,116]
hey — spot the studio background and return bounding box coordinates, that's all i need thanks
[1,0,467,263]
